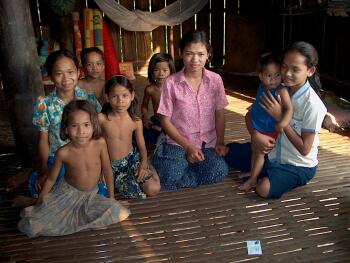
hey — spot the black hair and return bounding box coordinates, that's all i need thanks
[179,30,212,61]
[147,53,176,83]
[284,41,321,94]
[60,100,101,141]
[44,49,80,77]
[80,47,104,66]
[102,75,139,121]
[258,52,281,72]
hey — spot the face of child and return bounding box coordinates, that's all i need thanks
[107,85,134,113]
[66,110,93,146]
[51,57,79,93]
[259,63,281,89]
[153,61,171,85]
[182,42,209,73]
[84,52,105,79]
[281,51,315,89]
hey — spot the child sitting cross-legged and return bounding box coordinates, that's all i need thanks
[18,100,130,237]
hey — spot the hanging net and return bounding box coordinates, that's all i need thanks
[94,0,208,32]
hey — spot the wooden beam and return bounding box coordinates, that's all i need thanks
[0,0,44,167]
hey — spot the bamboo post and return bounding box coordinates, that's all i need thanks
[0,0,44,167]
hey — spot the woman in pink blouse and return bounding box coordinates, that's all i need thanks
[153,30,229,190]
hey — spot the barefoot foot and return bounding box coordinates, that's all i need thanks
[238,178,257,192]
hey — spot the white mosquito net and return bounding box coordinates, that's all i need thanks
[94,0,209,31]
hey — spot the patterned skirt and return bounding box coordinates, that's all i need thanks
[18,178,130,237]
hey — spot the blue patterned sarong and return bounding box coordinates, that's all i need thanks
[111,147,152,199]
[153,143,229,190]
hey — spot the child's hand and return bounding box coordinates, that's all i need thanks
[136,165,149,182]
[215,143,228,156]
[186,146,205,163]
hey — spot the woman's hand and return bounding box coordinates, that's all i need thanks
[186,145,205,163]
[260,90,283,122]
[252,131,276,154]
[215,143,228,156]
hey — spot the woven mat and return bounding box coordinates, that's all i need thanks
[1,89,349,262]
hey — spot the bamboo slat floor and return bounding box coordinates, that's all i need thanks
[1,82,350,262]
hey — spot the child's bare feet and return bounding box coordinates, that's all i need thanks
[6,168,32,192]
[238,177,257,192]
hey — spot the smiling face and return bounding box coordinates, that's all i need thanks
[84,52,105,79]
[51,57,79,94]
[281,51,315,90]
[181,42,209,74]
[66,110,93,146]
[152,61,171,86]
[259,63,282,89]
[107,84,135,113]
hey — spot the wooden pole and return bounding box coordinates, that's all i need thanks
[0,0,44,167]
[169,26,175,59]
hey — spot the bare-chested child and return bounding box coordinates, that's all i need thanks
[79,47,105,104]
[18,100,129,237]
[141,53,175,146]
[99,75,160,199]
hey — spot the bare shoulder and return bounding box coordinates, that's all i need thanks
[56,143,70,160]
[78,79,88,87]
[98,112,107,123]
[96,137,107,147]
[90,138,107,154]
[135,118,143,127]
[145,84,156,94]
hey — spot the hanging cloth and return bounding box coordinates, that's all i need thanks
[94,0,208,32]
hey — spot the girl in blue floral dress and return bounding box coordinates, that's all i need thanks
[29,49,101,197]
